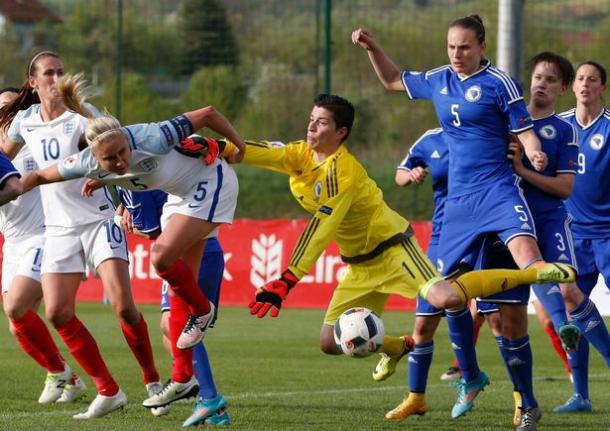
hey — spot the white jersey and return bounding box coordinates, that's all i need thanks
[0,146,45,240]
[58,115,238,224]
[7,104,115,227]
[59,115,213,196]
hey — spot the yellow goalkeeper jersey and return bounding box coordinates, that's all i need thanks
[225,140,410,279]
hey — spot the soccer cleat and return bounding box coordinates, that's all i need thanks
[177,303,216,350]
[516,406,541,431]
[451,371,490,419]
[552,393,592,413]
[558,322,581,352]
[142,376,199,408]
[73,389,127,419]
[205,408,231,426]
[56,376,87,403]
[182,395,228,427]
[372,336,415,381]
[146,381,171,417]
[513,391,522,426]
[385,392,427,420]
[38,364,73,404]
[440,366,462,382]
[533,262,575,284]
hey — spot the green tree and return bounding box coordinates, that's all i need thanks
[181,65,246,122]
[178,0,239,75]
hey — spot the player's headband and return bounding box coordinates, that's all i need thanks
[88,128,125,147]
[27,51,58,75]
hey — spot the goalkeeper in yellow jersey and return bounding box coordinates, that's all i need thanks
[222,94,574,403]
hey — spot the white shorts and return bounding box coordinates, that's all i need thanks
[41,218,129,276]
[2,234,44,293]
[161,161,238,237]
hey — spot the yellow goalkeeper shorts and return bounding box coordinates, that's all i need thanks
[324,236,443,324]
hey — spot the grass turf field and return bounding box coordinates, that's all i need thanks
[0,303,608,430]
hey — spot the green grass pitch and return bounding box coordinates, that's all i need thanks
[0,303,608,430]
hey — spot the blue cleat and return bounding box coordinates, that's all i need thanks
[206,408,230,425]
[182,395,228,427]
[451,371,490,419]
[553,394,592,413]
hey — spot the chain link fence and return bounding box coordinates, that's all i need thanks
[1,0,608,218]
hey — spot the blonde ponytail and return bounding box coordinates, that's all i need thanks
[57,73,94,119]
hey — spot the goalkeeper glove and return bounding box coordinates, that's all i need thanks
[249,269,299,318]
[180,134,220,165]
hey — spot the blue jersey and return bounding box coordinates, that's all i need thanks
[118,188,222,253]
[0,151,19,186]
[561,108,610,238]
[397,128,448,237]
[401,60,533,196]
[521,114,579,215]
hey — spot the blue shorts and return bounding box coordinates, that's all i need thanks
[573,237,610,296]
[475,236,530,306]
[476,299,499,314]
[534,207,577,269]
[438,179,536,277]
[161,249,225,312]
[416,236,445,316]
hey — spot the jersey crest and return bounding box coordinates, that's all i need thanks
[590,133,605,150]
[313,180,323,200]
[539,125,557,140]
[465,85,482,102]
[63,121,75,135]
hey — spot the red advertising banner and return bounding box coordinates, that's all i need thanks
[16,219,432,311]
[73,218,610,316]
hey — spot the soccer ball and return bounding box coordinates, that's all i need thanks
[333,307,385,358]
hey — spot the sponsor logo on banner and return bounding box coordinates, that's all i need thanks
[250,234,283,287]
[36,219,441,312]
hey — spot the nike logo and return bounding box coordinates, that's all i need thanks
[98,172,111,179]
[110,245,122,250]
[188,203,201,209]
[26,127,35,132]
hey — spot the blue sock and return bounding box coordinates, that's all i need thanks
[532,284,568,329]
[446,307,480,382]
[496,336,516,388]
[567,336,590,400]
[408,341,434,393]
[504,336,537,408]
[569,298,610,367]
[193,342,217,399]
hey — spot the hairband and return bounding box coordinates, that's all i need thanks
[27,51,57,75]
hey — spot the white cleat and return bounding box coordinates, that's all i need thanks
[57,376,87,403]
[72,389,127,419]
[38,364,73,404]
[146,381,171,417]
[177,303,215,350]
[142,377,199,408]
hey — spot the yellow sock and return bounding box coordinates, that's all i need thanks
[381,335,405,358]
[451,267,538,302]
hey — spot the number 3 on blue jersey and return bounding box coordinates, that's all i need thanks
[451,104,461,127]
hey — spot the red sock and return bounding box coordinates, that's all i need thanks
[158,259,210,316]
[12,310,64,372]
[56,316,119,396]
[473,316,483,345]
[120,314,160,384]
[544,325,572,374]
[169,294,193,383]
